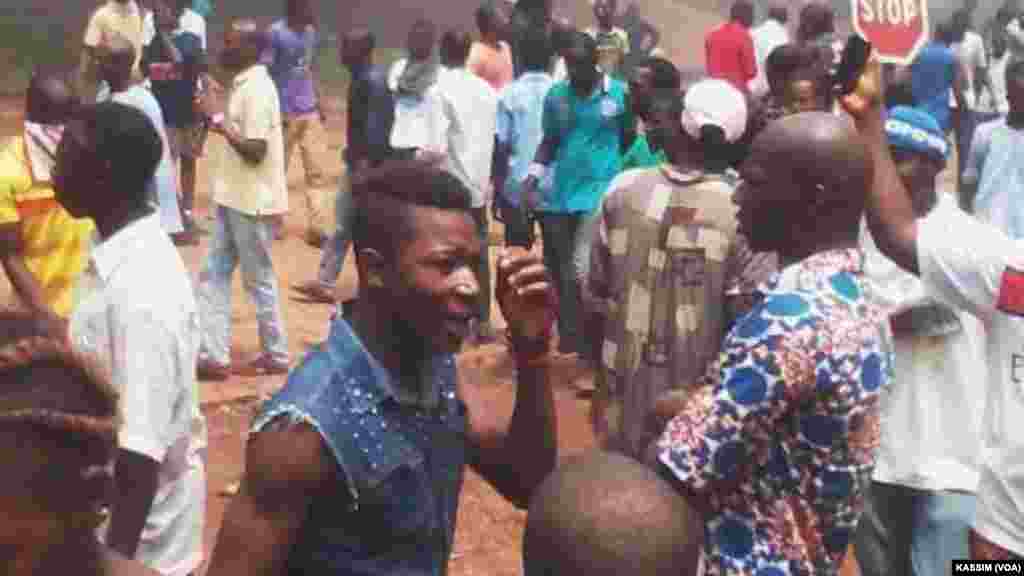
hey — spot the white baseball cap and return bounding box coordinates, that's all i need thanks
[680,79,749,144]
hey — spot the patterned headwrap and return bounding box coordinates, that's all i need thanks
[884,106,950,161]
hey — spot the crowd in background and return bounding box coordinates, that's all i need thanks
[5,0,1024,575]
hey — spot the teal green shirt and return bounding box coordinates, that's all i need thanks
[192,0,214,19]
[540,76,632,214]
[621,134,665,171]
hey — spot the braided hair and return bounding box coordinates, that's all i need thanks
[0,311,119,440]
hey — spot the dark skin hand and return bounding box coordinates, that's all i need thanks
[105,450,160,560]
[840,54,921,275]
[465,247,557,507]
[199,93,268,165]
[0,224,65,338]
[209,247,557,574]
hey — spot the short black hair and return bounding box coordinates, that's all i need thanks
[567,30,598,61]
[440,29,474,68]
[25,66,76,125]
[550,22,577,55]
[74,102,163,208]
[351,159,474,256]
[649,88,683,120]
[638,56,681,91]
[765,43,802,96]
[730,0,754,22]
[475,1,503,34]
[520,26,553,71]
[523,452,703,576]
[797,2,834,41]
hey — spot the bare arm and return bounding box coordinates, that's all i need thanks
[842,58,921,275]
[207,422,339,576]
[465,250,558,508]
[220,127,268,164]
[0,223,58,318]
[465,355,557,509]
[105,450,160,558]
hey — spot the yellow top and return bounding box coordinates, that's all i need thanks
[0,136,96,317]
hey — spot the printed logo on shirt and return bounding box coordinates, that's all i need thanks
[997,267,1024,317]
[601,96,620,118]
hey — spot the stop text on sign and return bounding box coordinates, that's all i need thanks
[857,0,920,26]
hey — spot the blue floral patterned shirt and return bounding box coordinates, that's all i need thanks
[657,248,891,575]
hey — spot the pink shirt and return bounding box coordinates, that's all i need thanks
[467,41,514,91]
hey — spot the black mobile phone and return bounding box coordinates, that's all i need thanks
[834,34,872,96]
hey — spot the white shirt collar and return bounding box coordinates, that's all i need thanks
[89,213,161,282]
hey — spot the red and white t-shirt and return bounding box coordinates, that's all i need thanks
[918,207,1024,555]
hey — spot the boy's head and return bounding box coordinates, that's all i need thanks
[523,451,704,576]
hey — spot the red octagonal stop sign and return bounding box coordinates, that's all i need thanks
[852,0,930,65]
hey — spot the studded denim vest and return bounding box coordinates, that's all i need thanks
[252,318,467,576]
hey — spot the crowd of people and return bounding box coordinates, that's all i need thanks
[5,0,1024,574]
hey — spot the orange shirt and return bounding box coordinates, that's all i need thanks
[467,41,514,92]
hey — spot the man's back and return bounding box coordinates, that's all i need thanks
[0,135,95,317]
[436,68,498,207]
[497,71,554,198]
[588,166,754,457]
[264,19,318,117]
[911,42,957,132]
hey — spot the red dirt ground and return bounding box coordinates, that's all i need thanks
[0,89,860,575]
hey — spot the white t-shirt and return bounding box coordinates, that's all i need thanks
[388,58,447,156]
[749,19,790,98]
[863,196,988,493]
[434,67,498,208]
[918,205,1024,555]
[951,30,988,110]
[70,214,206,576]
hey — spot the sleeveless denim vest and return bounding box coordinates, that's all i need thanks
[253,318,467,576]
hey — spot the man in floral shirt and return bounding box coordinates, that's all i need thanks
[652,112,891,575]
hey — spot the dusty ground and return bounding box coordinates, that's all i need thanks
[0,82,871,574]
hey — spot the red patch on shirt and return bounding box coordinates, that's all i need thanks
[997,268,1024,317]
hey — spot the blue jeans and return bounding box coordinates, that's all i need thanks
[198,205,289,365]
[856,481,976,576]
[316,171,354,290]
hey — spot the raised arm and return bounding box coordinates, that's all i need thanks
[840,56,921,275]
[464,249,558,509]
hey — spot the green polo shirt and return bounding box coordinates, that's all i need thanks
[540,75,632,214]
[621,133,666,171]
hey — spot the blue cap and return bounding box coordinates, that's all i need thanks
[884,106,950,160]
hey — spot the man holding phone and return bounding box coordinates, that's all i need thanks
[196,19,290,379]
